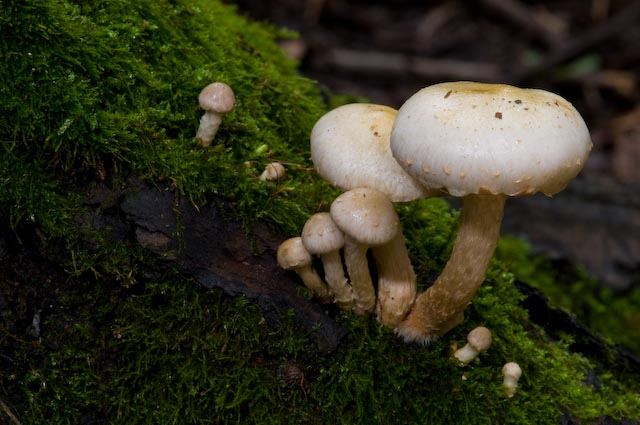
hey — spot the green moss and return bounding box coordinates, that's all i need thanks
[496,236,640,356]
[3,245,639,424]
[0,0,332,241]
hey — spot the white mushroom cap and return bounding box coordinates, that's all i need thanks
[260,162,286,182]
[311,103,434,202]
[330,188,399,246]
[466,326,492,351]
[301,213,344,255]
[502,362,522,379]
[198,82,236,113]
[390,81,592,197]
[277,237,312,270]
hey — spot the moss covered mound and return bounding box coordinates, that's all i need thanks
[1,1,639,424]
[0,0,332,237]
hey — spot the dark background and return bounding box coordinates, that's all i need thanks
[230,0,640,291]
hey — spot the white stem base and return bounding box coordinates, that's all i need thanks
[373,229,416,328]
[196,111,222,147]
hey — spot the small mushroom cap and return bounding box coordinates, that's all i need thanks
[198,82,236,113]
[390,81,592,197]
[467,326,492,352]
[311,103,435,202]
[330,188,399,246]
[301,213,345,255]
[502,362,522,379]
[277,237,312,270]
[260,162,286,182]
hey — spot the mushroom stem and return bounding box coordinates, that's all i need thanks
[343,237,376,314]
[296,266,333,303]
[397,194,506,343]
[196,111,223,147]
[373,229,417,327]
[277,237,333,303]
[321,250,354,309]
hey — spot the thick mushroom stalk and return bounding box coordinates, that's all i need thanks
[397,194,505,342]
[277,237,332,303]
[372,227,417,327]
[301,213,354,309]
[331,188,416,325]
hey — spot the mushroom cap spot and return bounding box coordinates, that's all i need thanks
[502,362,523,379]
[198,82,236,113]
[301,212,345,254]
[311,103,434,202]
[330,188,399,246]
[277,237,312,269]
[467,326,492,352]
[390,81,592,197]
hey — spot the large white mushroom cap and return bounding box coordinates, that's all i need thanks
[390,82,593,197]
[311,103,434,202]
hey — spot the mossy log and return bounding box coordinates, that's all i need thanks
[1,0,639,423]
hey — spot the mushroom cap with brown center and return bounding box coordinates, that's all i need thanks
[390,81,592,197]
[198,82,236,113]
[330,188,399,246]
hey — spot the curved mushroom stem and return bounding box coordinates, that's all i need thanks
[343,237,376,315]
[396,194,506,343]
[295,265,333,303]
[373,229,417,328]
[320,251,354,309]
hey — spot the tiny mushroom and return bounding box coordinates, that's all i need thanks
[330,187,416,326]
[277,237,332,303]
[390,81,592,343]
[260,162,286,182]
[502,362,522,398]
[196,82,235,147]
[453,326,492,365]
[311,103,438,324]
[301,213,353,309]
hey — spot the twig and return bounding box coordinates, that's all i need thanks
[481,0,563,47]
[0,397,22,425]
[315,48,502,82]
[512,0,640,83]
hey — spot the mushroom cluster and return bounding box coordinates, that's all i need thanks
[277,103,427,327]
[277,81,592,344]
